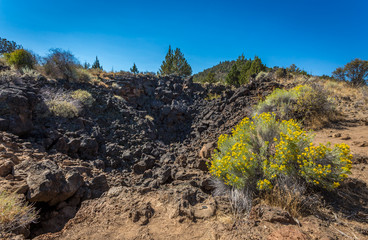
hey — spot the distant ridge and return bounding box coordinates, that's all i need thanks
[193,60,236,83]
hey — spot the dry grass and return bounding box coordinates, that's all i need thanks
[145,115,154,121]
[205,93,221,101]
[0,191,38,235]
[274,75,368,123]
[276,75,368,105]
[261,183,319,218]
[322,79,368,103]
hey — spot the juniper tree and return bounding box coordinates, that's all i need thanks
[333,58,368,86]
[206,72,216,84]
[92,56,103,70]
[0,37,22,55]
[130,63,139,74]
[226,64,240,87]
[83,62,90,69]
[158,46,192,77]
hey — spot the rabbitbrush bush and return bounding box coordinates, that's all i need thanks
[255,85,336,127]
[210,113,352,211]
[42,88,81,118]
[71,89,95,107]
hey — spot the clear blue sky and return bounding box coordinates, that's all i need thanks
[0,0,367,75]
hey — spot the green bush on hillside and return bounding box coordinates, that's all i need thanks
[43,48,79,81]
[254,85,336,127]
[275,68,287,78]
[4,49,35,69]
[226,55,267,87]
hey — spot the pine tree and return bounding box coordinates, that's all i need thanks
[130,63,139,74]
[158,46,192,77]
[92,56,103,70]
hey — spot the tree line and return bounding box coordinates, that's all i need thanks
[1,37,367,86]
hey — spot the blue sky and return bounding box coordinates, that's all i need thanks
[0,0,367,75]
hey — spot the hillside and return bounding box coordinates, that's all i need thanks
[0,65,367,239]
[193,60,235,83]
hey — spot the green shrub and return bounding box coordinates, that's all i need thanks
[275,68,287,78]
[0,191,38,235]
[43,48,79,81]
[71,90,95,107]
[4,49,34,69]
[210,113,352,213]
[254,85,336,127]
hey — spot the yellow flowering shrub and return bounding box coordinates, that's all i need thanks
[210,112,352,192]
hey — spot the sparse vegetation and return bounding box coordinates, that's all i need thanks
[210,112,352,215]
[47,100,80,118]
[275,67,287,79]
[255,84,336,128]
[205,92,221,101]
[0,191,38,235]
[43,89,81,118]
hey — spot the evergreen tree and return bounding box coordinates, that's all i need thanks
[206,72,216,84]
[226,64,240,87]
[130,63,139,74]
[239,60,252,84]
[83,62,90,69]
[158,46,192,77]
[92,56,103,70]
[248,56,266,77]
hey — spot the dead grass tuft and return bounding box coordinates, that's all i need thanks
[0,190,38,235]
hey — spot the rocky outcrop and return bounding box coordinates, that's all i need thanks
[0,70,282,238]
[15,160,83,205]
[0,79,38,136]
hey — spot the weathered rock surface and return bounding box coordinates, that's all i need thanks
[0,71,283,238]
